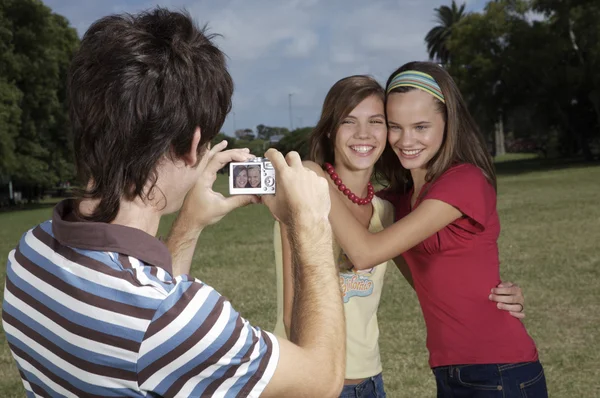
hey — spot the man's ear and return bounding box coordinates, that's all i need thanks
[182,127,201,166]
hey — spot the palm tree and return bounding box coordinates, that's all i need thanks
[425,0,467,65]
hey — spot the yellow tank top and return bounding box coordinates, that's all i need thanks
[273,196,395,379]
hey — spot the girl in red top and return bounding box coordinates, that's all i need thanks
[321,62,548,397]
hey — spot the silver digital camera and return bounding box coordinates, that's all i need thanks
[229,157,276,195]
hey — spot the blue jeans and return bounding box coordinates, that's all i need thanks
[433,360,547,397]
[339,373,386,398]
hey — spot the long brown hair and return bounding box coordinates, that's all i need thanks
[308,75,384,165]
[375,62,496,193]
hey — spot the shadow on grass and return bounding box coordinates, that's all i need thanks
[0,199,60,214]
[495,156,600,176]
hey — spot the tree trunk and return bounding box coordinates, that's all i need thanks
[554,102,593,160]
[494,115,506,157]
[588,90,600,157]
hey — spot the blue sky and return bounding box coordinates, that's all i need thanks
[44,0,491,136]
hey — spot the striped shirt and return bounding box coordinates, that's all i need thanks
[2,200,279,397]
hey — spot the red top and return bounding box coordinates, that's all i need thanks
[378,163,538,368]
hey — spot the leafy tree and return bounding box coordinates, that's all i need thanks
[0,0,79,199]
[275,127,312,159]
[234,128,255,140]
[234,139,268,156]
[255,124,290,140]
[531,0,600,159]
[425,0,468,64]
[211,132,237,148]
[0,6,20,179]
[443,0,600,159]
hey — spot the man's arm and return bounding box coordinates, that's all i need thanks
[146,217,343,398]
[165,141,257,277]
[261,149,345,397]
[263,219,343,397]
[166,216,202,277]
[278,222,295,338]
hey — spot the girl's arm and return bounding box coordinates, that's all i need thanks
[312,162,502,272]
[330,191,461,269]
[490,282,527,319]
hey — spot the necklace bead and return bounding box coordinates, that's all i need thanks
[324,163,373,206]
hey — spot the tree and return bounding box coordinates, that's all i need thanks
[0,6,21,179]
[234,128,255,140]
[425,0,468,64]
[275,127,312,159]
[442,0,600,159]
[444,1,518,151]
[0,0,79,199]
[211,132,236,148]
[0,79,21,179]
[255,124,290,140]
[235,139,268,156]
[531,0,600,159]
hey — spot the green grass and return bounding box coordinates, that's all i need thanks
[494,153,540,163]
[1,160,599,397]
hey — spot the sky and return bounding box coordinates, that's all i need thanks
[43,0,492,136]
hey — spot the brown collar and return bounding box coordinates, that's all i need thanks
[52,199,173,274]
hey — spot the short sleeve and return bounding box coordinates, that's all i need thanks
[375,188,400,205]
[138,278,280,398]
[423,164,495,233]
[376,188,411,222]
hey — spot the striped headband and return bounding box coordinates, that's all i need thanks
[386,70,445,103]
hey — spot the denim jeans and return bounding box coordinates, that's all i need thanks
[339,373,386,398]
[433,360,547,397]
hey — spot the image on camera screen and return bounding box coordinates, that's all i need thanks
[229,159,275,195]
[233,164,261,189]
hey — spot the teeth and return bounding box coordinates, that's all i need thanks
[351,145,373,153]
[401,149,422,155]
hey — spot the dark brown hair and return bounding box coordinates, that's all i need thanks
[375,61,496,193]
[308,75,384,165]
[232,165,248,188]
[68,8,233,222]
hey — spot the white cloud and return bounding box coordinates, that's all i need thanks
[43,0,490,133]
[187,0,321,62]
[284,31,319,58]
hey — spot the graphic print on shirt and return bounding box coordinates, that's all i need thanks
[338,250,375,303]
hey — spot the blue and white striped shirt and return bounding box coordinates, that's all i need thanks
[2,200,279,397]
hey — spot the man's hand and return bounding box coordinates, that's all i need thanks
[180,140,258,230]
[167,141,258,277]
[261,149,330,226]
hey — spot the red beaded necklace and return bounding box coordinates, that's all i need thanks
[324,163,374,205]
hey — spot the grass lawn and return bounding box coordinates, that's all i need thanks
[1,158,599,397]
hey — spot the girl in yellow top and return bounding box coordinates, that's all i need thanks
[273,75,525,398]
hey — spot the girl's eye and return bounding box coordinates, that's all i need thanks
[415,125,427,131]
[370,119,384,124]
[342,120,353,125]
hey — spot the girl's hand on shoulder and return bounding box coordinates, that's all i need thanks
[489,281,526,319]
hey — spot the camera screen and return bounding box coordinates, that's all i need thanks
[229,159,274,195]
[232,164,262,189]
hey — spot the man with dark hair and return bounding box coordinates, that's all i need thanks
[2,8,344,397]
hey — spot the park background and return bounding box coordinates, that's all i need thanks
[1,0,599,396]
